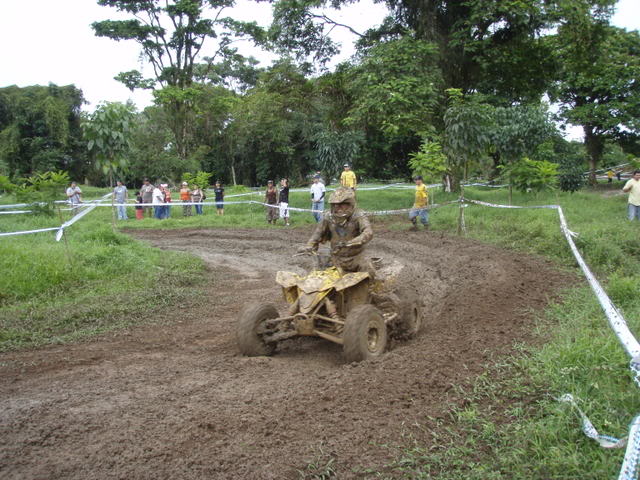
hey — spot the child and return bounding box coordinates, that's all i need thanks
[279,178,290,226]
[409,176,429,231]
[214,181,224,215]
[135,192,144,220]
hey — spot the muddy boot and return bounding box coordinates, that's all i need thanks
[422,223,429,231]
[410,219,418,231]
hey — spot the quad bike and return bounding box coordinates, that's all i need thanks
[236,249,423,362]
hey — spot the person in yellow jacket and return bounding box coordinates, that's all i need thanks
[340,163,357,190]
[409,175,429,231]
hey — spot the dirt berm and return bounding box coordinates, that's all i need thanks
[0,226,571,479]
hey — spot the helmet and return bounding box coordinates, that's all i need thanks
[329,187,356,224]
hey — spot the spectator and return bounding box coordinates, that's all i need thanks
[140,178,154,217]
[409,175,429,231]
[622,170,640,221]
[279,178,290,226]
[135,192,144,220]
[66,181,83,214]
[214,181,224,215]
[340,164,357,190]
[192,184,204,215]
[162,184,172,219]
[152,183,164,219]
[607,169,614,183]
[310,174,325,223]
[265,180,278,224]
[180,181,192,217]
[113,180,128,220]
[616,170,622,182]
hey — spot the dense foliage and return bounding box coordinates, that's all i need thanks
[0,0,638,190]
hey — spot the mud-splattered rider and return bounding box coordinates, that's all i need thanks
[298,187,375,277]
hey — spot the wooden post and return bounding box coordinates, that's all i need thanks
[457,184,466,236]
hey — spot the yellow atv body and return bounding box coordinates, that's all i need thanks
[236,262,423,362]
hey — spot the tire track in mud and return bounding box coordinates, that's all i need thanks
[0,226,573,479]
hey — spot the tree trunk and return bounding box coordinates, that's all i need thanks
[584,125,604,186]
[231,163,237,186]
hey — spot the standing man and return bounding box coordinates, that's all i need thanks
[265,180,278,224]
[623,170,640,221]
[152,183,164,219]
[140,178,154,218]
[66,181,83,214]
[409,175,429,231]
[340,164,357,190]
[607,169,614,183]
[310,174,325,222]
[113,180,128,220]
[279,178,290,226]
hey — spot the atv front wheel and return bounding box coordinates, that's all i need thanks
[343,304,387,362]
[236,303,278,356]
[397,290,423,338]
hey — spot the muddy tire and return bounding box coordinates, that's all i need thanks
[396,291,423,338]
[343,304,387,362]
[236,303,278,356]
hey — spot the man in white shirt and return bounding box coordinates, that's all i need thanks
[66,181,82,214]
[310,175,326,222]
[623,170,640,221]
[152,184,164,219]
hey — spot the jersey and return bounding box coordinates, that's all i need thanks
[413,184,428,209]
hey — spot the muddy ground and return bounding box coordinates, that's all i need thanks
[0,225,572,479]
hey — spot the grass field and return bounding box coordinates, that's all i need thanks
[1,181,639,478]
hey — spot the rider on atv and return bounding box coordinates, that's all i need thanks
[298,187,375,278]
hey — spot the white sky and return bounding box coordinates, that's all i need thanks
[0,0,638,140]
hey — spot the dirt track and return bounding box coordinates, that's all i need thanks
[0,226,571,479]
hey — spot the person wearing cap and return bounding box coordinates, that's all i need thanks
[113,180,128,220]
[340,164,357,190]
[310,174,326,222]
[179,181,192,217]
[265,180,278,224]
[409,175,429,231]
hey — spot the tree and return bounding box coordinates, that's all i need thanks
[82,102,136,186]
[551,8,640,184]
[0,84,86,179]
[441,89,492,191]
[92,0,264,160]
[314,130,363,182]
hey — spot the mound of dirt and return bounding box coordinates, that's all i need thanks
[0,226,573,479]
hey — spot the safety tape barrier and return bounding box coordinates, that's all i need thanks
[0,193,113,239]
[0,210,33,215]
[558,394,627,448]
[463,196,640,480]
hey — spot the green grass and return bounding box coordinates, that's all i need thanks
[0,192,204,351]
[2,181,640,478]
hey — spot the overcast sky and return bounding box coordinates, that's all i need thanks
[0,0,638,122]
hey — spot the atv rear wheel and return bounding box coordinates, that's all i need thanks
[343,304,387,362]
[236,303,278,356]
[397,291,423,338]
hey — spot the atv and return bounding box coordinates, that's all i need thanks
[236,250,423,362]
